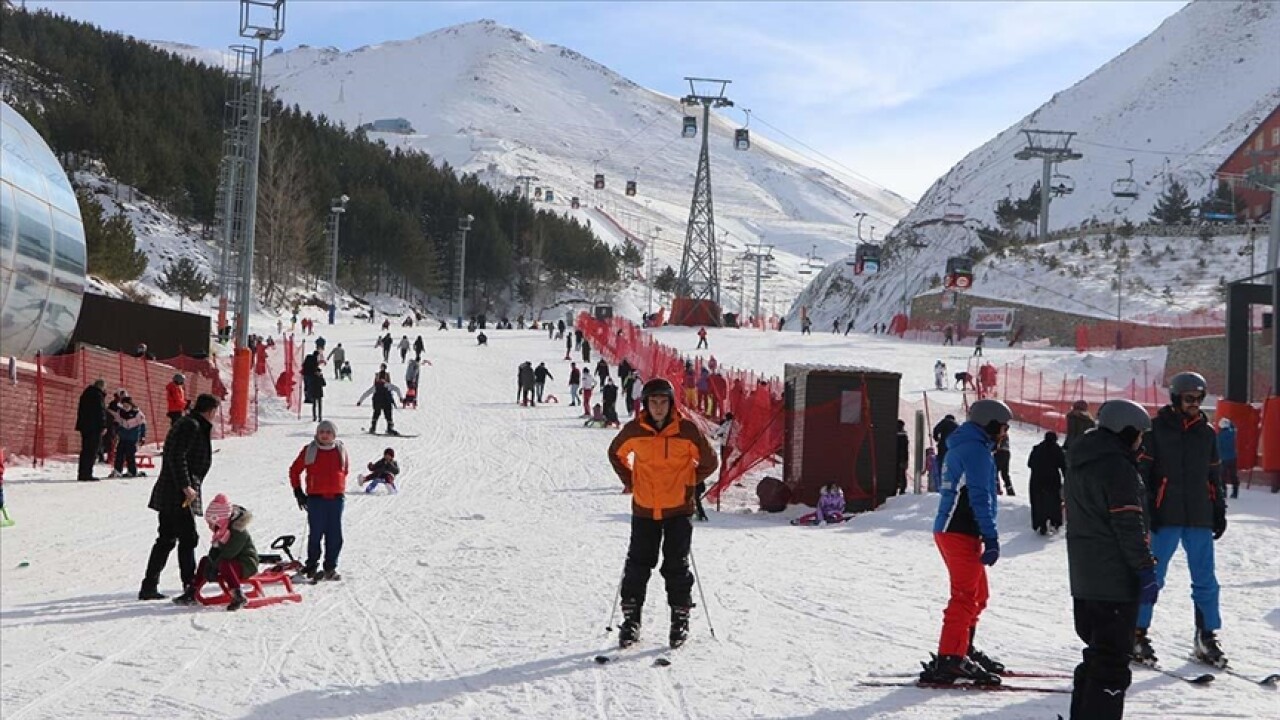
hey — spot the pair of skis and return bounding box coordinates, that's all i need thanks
[863,661,1277,694]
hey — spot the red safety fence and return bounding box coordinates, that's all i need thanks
[0,335,304,466]
[577,313,785,502]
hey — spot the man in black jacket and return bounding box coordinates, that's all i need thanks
[895,420,910,495]
[1065,399,1158,720]
[533,362,553,403]
[1133,371,1227,667]
[931,414,959,469]
[139,393,219,600]
[75,379,107,482]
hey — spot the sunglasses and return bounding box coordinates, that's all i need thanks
[1180,393,1205,404]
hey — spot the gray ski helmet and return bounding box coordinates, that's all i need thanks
[641,377,676,403]
[967,399,1012,427]
[1096,399,1153,435]
[1168,371,1207,405]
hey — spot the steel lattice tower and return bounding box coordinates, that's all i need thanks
[674,77,733,326]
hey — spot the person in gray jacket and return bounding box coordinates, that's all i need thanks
[326,343,346,379]
[1065,399,1158,720]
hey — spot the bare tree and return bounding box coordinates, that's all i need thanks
[255,123,317,306]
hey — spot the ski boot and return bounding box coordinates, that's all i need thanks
[669,606,691,649]
[320,569,342,582]
[968,646,1006,676]
[171,586,198,606]
[919,654,1001,686]
[1131,628,1157,666]
[293,566,318,583]
[618,599,642,649]
[138,581,167,601]
[1193,629,1227,668]
[227,589,247,612]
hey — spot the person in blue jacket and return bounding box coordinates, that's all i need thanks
[919,399,1013,686]
[1216,419,1238,499]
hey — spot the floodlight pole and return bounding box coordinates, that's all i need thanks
[647,226,661,315]
[457,214,473,326]
[742,243,774,324]
[327,195,347,324]
[1015,130,1082,242]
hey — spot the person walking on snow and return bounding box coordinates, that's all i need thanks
[1027,431,1066,535]
[534,362,553,403]
[568,363,581,406]
[995,434,1014,496]
[934,360,947,391]
[517,361,537,407]
[932,414,959,470]
[289,420,349,581]
[109,396,147,478]
[582,337,592,364]
[595,358,610,387]
[398,336,411,363]
[580,370,597,418]
[1132,372,1228,668]
[327,343,347,379]
[919,399,1013,685]
[1065,400,1096,451]
[379,333,393,363]
[602,377,620,428]
[357,376,403,435]
[630,373,645,417]
[896,420,910,495]
[972,332,985,357]
[845,319,855,336]
[413,335,425,362]
[76,379,107,482]
[696,327,708,349]
[564,331,572,360]
[607,378,718,649]
[1066,400,1159,720]
[1217,419,1238,499]
[139,393,219,600]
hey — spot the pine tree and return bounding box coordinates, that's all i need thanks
[157,257,215,311]
[1149,180,1195,225]
[78,190,147,282]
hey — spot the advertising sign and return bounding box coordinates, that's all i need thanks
[969,307,1014,333]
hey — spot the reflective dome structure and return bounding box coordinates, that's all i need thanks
[0,101,87,358]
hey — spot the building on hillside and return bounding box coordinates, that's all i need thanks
[359,117,415,134]
[0,101,87,358]
[1215,103,1280,221]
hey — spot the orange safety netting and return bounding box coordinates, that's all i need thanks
[576,313,784,503]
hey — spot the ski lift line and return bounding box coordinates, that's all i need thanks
[1073,138,1222,158]
[746,112,901,199]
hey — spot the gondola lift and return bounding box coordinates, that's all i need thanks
[682,114,698,139]
[734,108,751,151]
[944,256,974,290]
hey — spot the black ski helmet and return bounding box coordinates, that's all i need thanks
[640,378,676,404]
[1168,371,1207,406]
[1097,399,1152,447]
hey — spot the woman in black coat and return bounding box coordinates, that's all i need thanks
[1027,431,1067,534]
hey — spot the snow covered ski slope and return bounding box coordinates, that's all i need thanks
[2,322,1277,719]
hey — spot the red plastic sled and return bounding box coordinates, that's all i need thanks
[136,454,156,469]
[195,570,303,609]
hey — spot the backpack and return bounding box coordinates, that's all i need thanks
[756,476,791,513]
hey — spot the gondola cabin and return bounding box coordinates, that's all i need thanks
[854,244,881,275]
[625,180,637,197]
[534,187,543,200]
[571,196,580,209]
[943,257,974,290]
[682,115,698,138]
[943,203,966,224]
[594,173,605,190]
[735,128,750,151]
[544,190,554,202]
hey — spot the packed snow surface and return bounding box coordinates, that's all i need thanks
[2,322,1276,719]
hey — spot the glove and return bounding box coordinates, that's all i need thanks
[980,536,1000,566]
[1137,564,1159,606]
[294,487,308,511]
[1212,504,1227,540]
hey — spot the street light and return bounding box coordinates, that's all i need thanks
[457,214,474,326]
[327,194,348,324]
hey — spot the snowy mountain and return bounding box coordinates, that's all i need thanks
[216,20,914,314]
[794,0,1280,331]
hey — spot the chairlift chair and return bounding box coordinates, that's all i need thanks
[735,128,750,151]
[1050,173,1075,197]
[943,203,966,224]
[798,266,813,276]
[594,173,605,190]
[1111,159,1139,199]
[682,115,698,139]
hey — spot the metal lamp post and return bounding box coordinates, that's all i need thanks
[456,214,473,327]
[327,194,348,324]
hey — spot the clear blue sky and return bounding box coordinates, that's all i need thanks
[29,0,1186,200]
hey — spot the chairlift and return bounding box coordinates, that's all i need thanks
[735,128,750,151]
[944,257,974,290]
[682,115,698,139]
[1050,173,1075,197]
[1111,159,1139,199]
[854,243,882,275]
[798,266,813,276]
[594,173,605,190]
[943,202,966,224]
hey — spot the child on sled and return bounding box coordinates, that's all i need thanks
[360,448,400,494]
[172,493,258,611]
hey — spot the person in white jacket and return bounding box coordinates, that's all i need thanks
[579,371,596,418]
[934,360,947,391]
[397,336,411,363]
[630,374,645,417]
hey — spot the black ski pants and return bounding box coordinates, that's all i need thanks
[143,507,199,590]
[1070,598,1137,720]
[995,450,1013,494]
[534,381,545,402]
[371,400,394,431]
[621,514,694,608]
[78,429,100,481]
[1030,476,1063,531]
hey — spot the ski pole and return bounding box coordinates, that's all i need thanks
[689,547,716,639]
[604,568,624,633]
